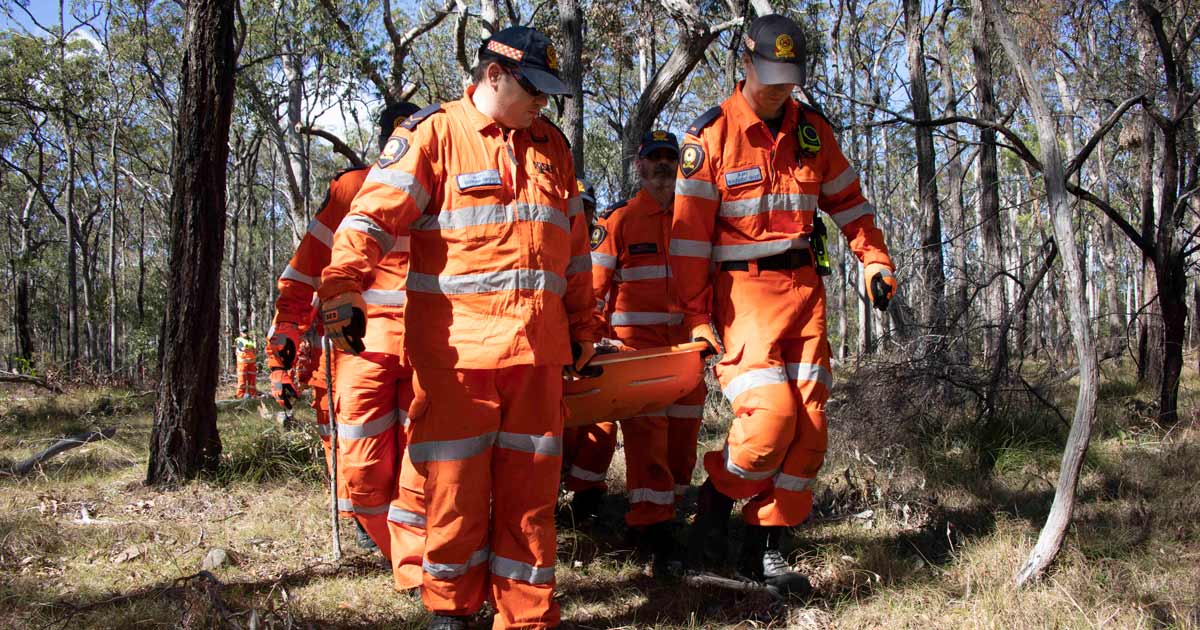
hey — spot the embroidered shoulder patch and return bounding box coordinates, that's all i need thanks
[377,136,408,168]
[590,225,608,250]
[455,169,502,191]
[680,143,705,178]
[724,166,763,188]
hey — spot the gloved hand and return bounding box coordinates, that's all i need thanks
[270,368,298,409]
[690,323,722,357]
[865,263,897,311]
[267,322,300,371]
[321,292,367,354]
[566,340,601,378]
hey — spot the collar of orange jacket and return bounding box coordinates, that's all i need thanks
[730,80,801,140]
[632,186,671,216]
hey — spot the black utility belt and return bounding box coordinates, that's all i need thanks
[719,249,813,272]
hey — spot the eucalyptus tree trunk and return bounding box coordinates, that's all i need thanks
[557,0,585,171]
[935,7,967,331]
[109,125,120,374]
[971,0,1005,355]
[14,189,36,366]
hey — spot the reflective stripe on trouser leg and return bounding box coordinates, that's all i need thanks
[410,367,499,617]
[742,334,831,527]
[489,365,563,629]
[562,421,617,492]
[666,381,706,501]
[619,414,675,527]
[333,350,406,559]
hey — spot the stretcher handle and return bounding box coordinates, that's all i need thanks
[584,341,712,366]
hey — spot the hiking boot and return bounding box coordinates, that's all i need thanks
[686,479,734,571]
[354,520,378,551]
[569,488,605,523]
[427,614,469,630]
[629,521,682,578]
[736,525,812,597]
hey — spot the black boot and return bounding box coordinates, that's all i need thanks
[686,479,734,571]
[354,520,378,551]
[629,521,682,578]
[736,525,812,597]
[427,614,469,630]
[569,488,605,523]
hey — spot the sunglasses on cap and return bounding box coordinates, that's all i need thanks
[505,67,545,98]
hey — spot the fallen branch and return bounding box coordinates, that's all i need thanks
[0,370,62,393]
[10,427,117,476]
[684,571,784,601]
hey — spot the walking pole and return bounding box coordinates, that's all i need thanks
[323,335,342,560]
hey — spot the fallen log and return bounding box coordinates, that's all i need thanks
[684,571,784,601]
[0,370,62,393]
[10,428,117,476]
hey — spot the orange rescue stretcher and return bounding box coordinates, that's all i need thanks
[564,341,709,427]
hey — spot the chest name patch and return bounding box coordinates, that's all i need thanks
[629,242,659,255]
[724,167,763,188]
[456,169,502,191]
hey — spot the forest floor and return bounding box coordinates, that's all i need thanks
[0,359,1198,629]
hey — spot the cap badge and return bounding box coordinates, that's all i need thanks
[652,130,669,141]
[775,34,795,59]
[545,45,559,70]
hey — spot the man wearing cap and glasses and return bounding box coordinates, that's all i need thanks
[669,14,898,594]
[566,130,707,574]
[318,25,601,630]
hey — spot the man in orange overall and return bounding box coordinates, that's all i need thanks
[570,130,707,573]
[266,101,428,589]
[319,27,600,630]
[670,15,897,593]
[235,327,259,398]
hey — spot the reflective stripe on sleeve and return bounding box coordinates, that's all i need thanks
[424,547,490,579]
[388,505,427,529]
[365,168,431,211]
[610,311,683,326]
[568,196,584,217]
[490,553,555,584]
[830,201,875,228]
[718,193,817,218]
[406,270,567,297]
[307,218,334,247]
[722,366,789,402]
[675,178,720,200]
[670,239,713,259]
[629,487,676,505]
[821,167,859,197]
[712,237,810,262]
[787,362,834,391]
[410,203,569,234]
[280,264,318,289]
[338,215,396,254]
[408,432,497,463]
[569,465,606,482]
[362,289,407,306]
[496,432,562,456]
[773,472,815,492]
[591,252,617,269]
[614,265,670,282]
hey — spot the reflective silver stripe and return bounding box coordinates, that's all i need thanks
[569,465,605,482]
[614,265,670,282]
[676,178,720,200]
[316,422,331,437]
[363,289,407,306]
[338,409,400,439]
[307,218,334,247]
[391,235,411,253]
[830,201,874,228]
[497,432,562,456]
[388,505,427,529]
[337,499,391,515]
[719,193,817,219]
[644,407,668,416]
[610,311,682,326]
[338,215,396,253]
[408,432,497,463]
[566,255,591,276]
[712,237,810,262]
[675,484,690,496]
[424,547,490,579]
[670,239,713,259]
[774,472,815,492]
[410,203,569,233]
[629,487,676,505]
[280,264,318,289]
[723,444,777,480]
[666,404,703,418]
[723,366,789,402]
[821,167,859,197]
[787,362,833,391]
[591,252,617,269]
[568,196,583,217]
[407,270,567,297]
[366,167,430,211]
[490,553,555,585]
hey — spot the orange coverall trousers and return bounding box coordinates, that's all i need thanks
[408,365,563,629]
[706,264,832,527]
[236,362,258,398]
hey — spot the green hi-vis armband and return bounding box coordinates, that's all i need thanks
[811,217,832,276]
[797,123,821,156]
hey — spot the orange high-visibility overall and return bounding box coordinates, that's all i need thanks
[235,336,258,397]
[670,83,894,527]
[270,166,424,590]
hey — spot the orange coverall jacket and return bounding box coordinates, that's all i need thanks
[318,90,602,365]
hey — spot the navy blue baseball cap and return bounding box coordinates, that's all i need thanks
[638,129,679,158]
[479,26,570,96]
[743,15,807,86]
